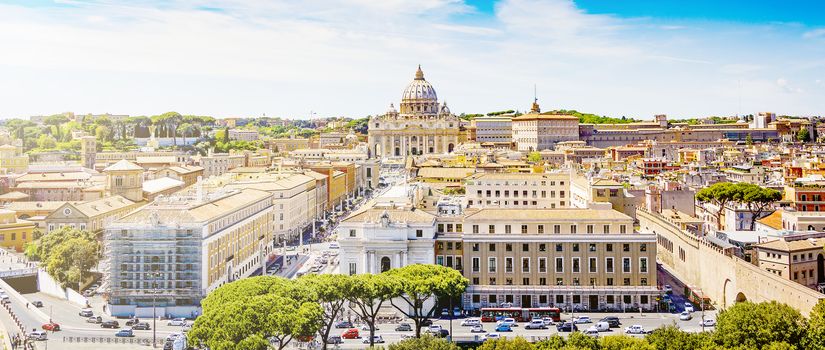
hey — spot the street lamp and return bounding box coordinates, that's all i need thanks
[150,271,163,348]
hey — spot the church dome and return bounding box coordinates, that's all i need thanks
[399,65,439,115]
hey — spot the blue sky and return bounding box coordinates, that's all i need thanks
[0,0,823,120]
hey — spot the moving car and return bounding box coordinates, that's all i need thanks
[573,316,592,324]
[341,328,359,339]
[483,333,501,341]
[327,336,343,345]
[336,321,353,329]
[32,301,43,308]
[495,323,513,332]
[594,322,611,332]
[471,325,485,333]
[362,335,385,344]
[426,325,442,334]
[435,329,450,338]
[542,317,555,326]
[395,323,412,331]
[42,322,60,331]
[625,325,650,334]
[684,303,695,313]
[86,316,103,324]
[115,329,134,337]
[166,333,183,342]
[679,311,693,321]
[132,322,151,330]
[101,320,120,329]
[599,316,621,328]
[126,318,140,326]
[557,322,578,332]
[584,326,600,337]
[496,318,517,327]
[525,319,547,329]
[461,318,480,327]
[79,308,93,317]
[168,318,187,326]
[28,331,47,341]
[700,319,717,327]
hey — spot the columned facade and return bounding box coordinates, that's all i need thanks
[368,66,461,158]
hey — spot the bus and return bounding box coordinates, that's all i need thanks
[480,307,562,322]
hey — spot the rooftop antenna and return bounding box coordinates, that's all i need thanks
[533,84,537,104]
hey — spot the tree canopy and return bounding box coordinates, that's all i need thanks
[24,226,100,289]
[387,264,469,337]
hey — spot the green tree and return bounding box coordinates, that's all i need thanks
[95,125,113,142]
[695,182,738,230]
[745,133,754,146]
[802,300,825,349]
[646,325,712,350]
[25,227,100,289]
[385,335,460,350]
[178,123,195,146]
[534,335,566,350]
[798,129,811,143]
[733,183,782,230]
[36,134,57,149]
[714,301,805,350]
[44,114,69,139]
[297,274,353,350]
[599,335,654,350]
[386,264,469,337]
[564,332,599,350]
[348,273,400,348]
[476,336,535,350]
[527,151,542,163]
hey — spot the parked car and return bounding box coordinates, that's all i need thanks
[434,329,450,338]
[420,319,433,327]
[600,316,621,328]
[542,317,555,326]
[684,303,695,313]
[167,318,187,326]
[327,336,343,345]
[496,318,517,327]
[557,322,578,332]
[132,322,151,330]
[336,321,353,329]
[115,329,134,337]
[483,333,501,341]
[679,311,693,321]
[625,325,650,334]
[525,319,547,329]
[28,331,47,341]
[471,325,485,333]
[594,322,611,332]
[573,316,592,324]
[79,308,93,317]
[101,320,120,329]
[341,328,359,339]
[32,301,43,308]
[166,333,183,342]
[460,318,480,327]
[125,318,140,326]
[395,323,412,331]
[86,316,103,324]
[163,341,174,350]
[495,323,512,332]
[584,326,600,337]
[700,319,717,327]
[41,322,60,331]
[182,323,193,332]
[453,308,462,317]
[664,285,673,294]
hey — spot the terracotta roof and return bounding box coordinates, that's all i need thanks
[103,159,143,172]
[754,237,825,252]
[757,210,783,230]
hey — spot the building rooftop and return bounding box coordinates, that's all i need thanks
[754,237,825,252]
[143,177,185,194]
[464,208,633,222]
[757,210,783,230]
[103,159,143,172]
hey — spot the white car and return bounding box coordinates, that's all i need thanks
[525,319,547,329]
[542,317,555,326]
[461,318,480,326]
[700,319,717,327]
[29,331,47,341]
[679,311,692,321]
[329,242,340,249]
[496,318,517,327]
[362,335,384,344]
[166,333,184,341]
[684,303,695,313]
[426,325,443,334]
[483,333,501,341]
[471,325,485,333]
[585,326,600,337]
[168,318,188,326]
[625,325,649,334]
[573,316,592,324]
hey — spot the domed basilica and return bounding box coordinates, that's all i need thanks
[368,66,460,158]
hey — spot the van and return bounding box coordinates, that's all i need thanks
[594,322,610,332]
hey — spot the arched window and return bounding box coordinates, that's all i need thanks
[380,257,391,272]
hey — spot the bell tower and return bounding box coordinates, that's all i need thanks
[103,159,144,202]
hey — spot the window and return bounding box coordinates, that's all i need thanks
[349,229,356,237]
[555,257,564,273]
[623,278,631,286]
[539,258,547,273]
[438,224,444,232]
[556,278,564,286]
[489,243,496,252]
[573,278,580,286]
[416,229,423,238]
[505,257,513,273]
[556,243,563,252]
[521,225,528,234]
[472,258,480,273]
[554,225,561,234]
[472,243,479,252]
[473,225,479,234]
[641,278,648,286]
[570,225,577,234]
[539,243,546,252]
[620,225,627,234]
[572,243,579,252]
[606,258,614,273]
[456,224,463,232]
[522,278,530,285]
[640,258,648,273]
[490,277,497,285]
[586,225,594,234]
[589,243,596,252]
[506,278,513,285]
[589,257,597,273]
[607,278,614,286]
[488,257,497,273]
[623,244,630,252]
[349,263,357,275]
[572,258,580,273]
[522,257,530,273]
[640,243,647,252]
[489,225,496,234]
[606,243,613,252]
[447,242,453,250]
[622,258,631,273]
[603,225,610,234]
[522,243,529,252]
[538,225,544,234]
[505,225,512,234]
[506,243,513,252]
[436,256,444,265]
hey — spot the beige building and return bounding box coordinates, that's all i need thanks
[152,165,204,187]
[0,144,28,174]
[465,172,570,209]
[512,100,579,152]
[0,209,36,252]
[472,115,513,144]
[368,66,461,157]
[228,128,259,141]
[753,235,825,290]
[103,160,145,202]
[459,207,658,310]
[45,195,141,233]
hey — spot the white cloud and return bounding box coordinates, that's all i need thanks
[803,28,825,39]
[0,0,822,119]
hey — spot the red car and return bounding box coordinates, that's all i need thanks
[341,328,359,339]
[42,322,61,331]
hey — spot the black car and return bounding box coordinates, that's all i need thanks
[556,322,578,332]
[163,341,174,350]
[395,323,412,331]
[32,301,44,308]
[132,322,151,330]
[335,321,353,329]
[101,320,120,329]
[327,336,343,344]
[421,319,433,327]
[600,316,621,328]
[434,329,450,338]
[125,318,140,326]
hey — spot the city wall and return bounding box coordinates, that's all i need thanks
[637,208,825,315]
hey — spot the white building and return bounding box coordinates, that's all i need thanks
[472,115,513,144]
[465,172,570,209]
[512,100,579,152]
[228,129,259,141]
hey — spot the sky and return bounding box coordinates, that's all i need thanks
[0,0,824,120]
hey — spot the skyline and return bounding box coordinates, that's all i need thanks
[1,0,824,120]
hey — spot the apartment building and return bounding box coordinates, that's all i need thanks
[228,128,259,141]
[106,188,275,318]
[465,172,569,209]
[471,115,513,144]
[753,234,825,290]
[512,106,580,152]
[0,209,35,252]
[45,195,141,233]
[459,207,658,311]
